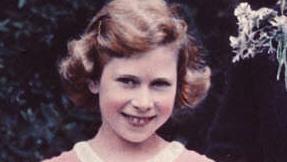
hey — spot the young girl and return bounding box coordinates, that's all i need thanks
[43,0,212,161]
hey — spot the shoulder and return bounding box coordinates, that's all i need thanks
[41,149,79,162]
[168,141,214,162]
[175,148,214,162]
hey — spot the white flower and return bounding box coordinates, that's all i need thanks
[234,3,251,16]
[229,36,239,48]
[256,7,276,20]
[231,0,287,90]
[271,15,287,28]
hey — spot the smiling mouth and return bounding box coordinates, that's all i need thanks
[121,112,156,127]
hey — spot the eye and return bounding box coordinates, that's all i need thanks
[151,80,171,88]
[116,77,139,88]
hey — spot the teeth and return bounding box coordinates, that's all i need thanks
[121,112,155,126]
[126,115,150,126]
[132,117,139,124]
[139,119,144,125]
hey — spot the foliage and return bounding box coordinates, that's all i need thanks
[0,0,104,161]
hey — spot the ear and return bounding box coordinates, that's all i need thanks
[88,80,99,94]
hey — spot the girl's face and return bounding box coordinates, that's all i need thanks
[90,46,178,143]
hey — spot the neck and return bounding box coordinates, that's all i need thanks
[89,124,168,161]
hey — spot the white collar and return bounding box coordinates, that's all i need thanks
[74,141,185,162]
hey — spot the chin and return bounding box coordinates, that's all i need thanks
[121,133,153,144]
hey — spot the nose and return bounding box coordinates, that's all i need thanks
[131,88,154,113]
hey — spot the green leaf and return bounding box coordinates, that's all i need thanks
[18,0,26,9]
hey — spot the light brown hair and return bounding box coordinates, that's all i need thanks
[59,0,211,109]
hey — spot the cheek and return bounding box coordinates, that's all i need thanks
[157,93,176,117]
[99,90,129,113]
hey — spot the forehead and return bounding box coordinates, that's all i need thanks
[103,46,178,77]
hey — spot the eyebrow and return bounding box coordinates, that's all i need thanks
[115,74,173,82]
[115,74,139,80]
[152,78,172,83]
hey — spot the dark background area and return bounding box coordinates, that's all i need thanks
[1,0,286,162]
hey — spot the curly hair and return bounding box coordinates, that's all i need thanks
[58,0,211,109]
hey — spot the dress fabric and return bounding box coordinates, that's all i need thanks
[43,140,214,162]
[74,141,185,162]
